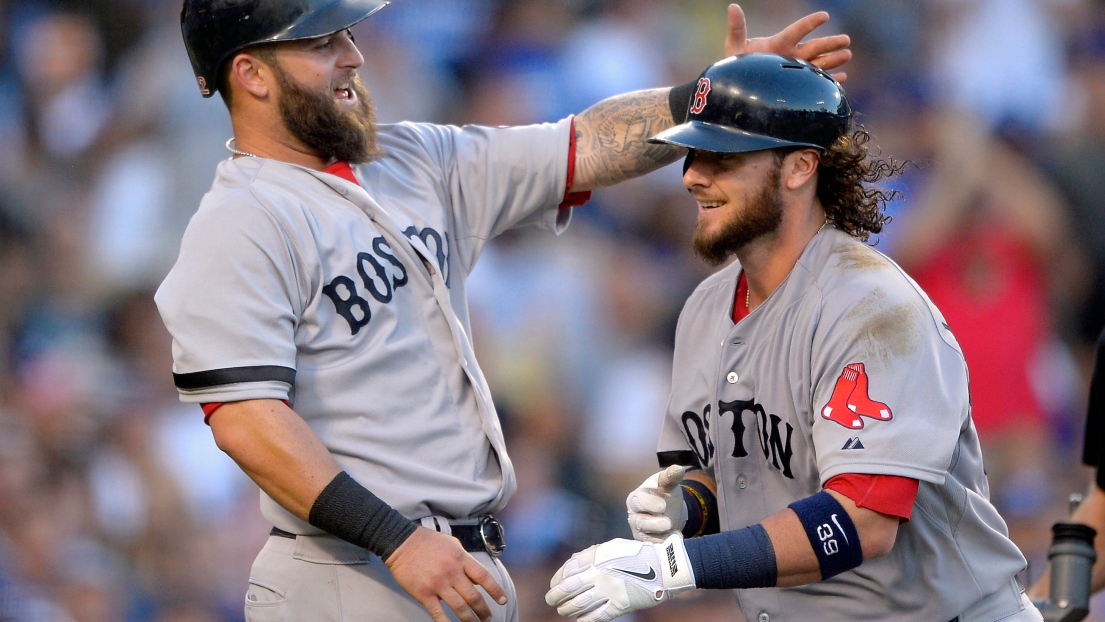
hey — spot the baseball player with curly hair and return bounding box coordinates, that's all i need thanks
[155,2,851,621]
[545,54,1042,622]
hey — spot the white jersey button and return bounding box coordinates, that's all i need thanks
[726,372,738,384]
[758,613,770,622]
[738,476,746,489]
[337,187,348,196]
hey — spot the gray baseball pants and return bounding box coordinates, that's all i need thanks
[243,531,518,621]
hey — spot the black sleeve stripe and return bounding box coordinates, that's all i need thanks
[657,450,701,469]
[173,365,296,390]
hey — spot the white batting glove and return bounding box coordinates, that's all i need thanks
[626,465,687,543]
[545,533,695,622]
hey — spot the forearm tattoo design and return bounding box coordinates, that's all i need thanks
[574,88,685,190]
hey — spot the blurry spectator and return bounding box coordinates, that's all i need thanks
[579,238,682,499]
[10,5,112,170]
[889,107,1084,528]
[560,0,672,114]
[352,20,441,124]
[927,0,1074,135]
[454,0,578,125]
[1035,21,1105,359]
[360,0,499,121]
[0,212,35,398]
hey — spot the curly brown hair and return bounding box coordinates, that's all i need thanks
[816,126,906,242]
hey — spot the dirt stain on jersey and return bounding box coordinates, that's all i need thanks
[834,244,885,272]
[843,289,923,364]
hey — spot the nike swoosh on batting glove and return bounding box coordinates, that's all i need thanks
[626,465,687,543]
[545,533,695,622]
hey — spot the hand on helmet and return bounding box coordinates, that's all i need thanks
[724,4,851,82]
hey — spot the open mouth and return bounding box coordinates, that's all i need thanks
[334,83,356,103]
[697,200,726,211]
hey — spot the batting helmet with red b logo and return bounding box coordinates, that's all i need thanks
[651,53,851,154]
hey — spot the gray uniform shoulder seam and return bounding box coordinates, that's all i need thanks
[245,160,307,314]
[383,122,476,275]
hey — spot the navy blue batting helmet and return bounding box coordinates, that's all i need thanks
[651,53,851,154]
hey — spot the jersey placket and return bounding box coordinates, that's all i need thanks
[317,173,517,510]
[715,318,764,530]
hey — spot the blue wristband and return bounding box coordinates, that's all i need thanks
[681,480,719,537]
[684,524,777,589]
[788,491,863,580]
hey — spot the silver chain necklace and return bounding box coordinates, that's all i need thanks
[225,138,258,159]
[746,218,831,310]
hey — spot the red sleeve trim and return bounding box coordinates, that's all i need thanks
[559,117,592,209]
[824,473,918,520]
[200,400,290,426]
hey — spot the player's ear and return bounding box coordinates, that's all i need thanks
[228,52,275,100]
[783,148,820,191]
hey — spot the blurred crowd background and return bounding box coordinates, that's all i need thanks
[0,0,1104,620]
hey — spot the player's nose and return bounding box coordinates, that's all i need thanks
[336,32,365,70]
[682,157,711,190]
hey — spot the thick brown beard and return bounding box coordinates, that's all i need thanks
[691,160,785,266]
[273,67,383,165]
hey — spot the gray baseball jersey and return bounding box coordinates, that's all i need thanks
[657,227,1028,621]
[155,118,574,535]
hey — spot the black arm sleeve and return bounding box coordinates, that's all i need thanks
[308,471,418,561]
[657,450,701,469]
[1082,329,1105,491]
[669,79,698,125]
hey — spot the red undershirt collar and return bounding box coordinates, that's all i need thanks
[323,160,360,186]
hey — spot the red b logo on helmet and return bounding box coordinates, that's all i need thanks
[689,77,711,115]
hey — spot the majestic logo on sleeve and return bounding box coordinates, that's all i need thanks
[689,77,712,115]
[820,363,893,429]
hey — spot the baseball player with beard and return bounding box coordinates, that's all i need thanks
[545,54,1042,622]
[155,2,852,621]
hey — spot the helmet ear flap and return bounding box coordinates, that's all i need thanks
[682,149,697,176]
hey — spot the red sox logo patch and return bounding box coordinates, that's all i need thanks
[820,363,893,429]
[690,77,711,115]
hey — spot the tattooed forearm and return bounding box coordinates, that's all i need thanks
[571,88,686,192]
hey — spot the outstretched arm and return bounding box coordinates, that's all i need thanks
[570,4,851,192]
[547,488,900,621]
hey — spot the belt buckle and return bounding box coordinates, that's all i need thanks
[478,515,506,557]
